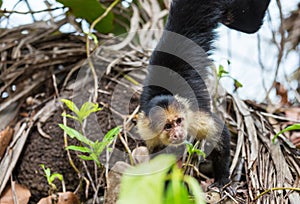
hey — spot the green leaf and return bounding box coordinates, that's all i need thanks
[40,164,51,178]
[185,142,193,154]
[234,79,243,88]
[193,149,206,158]
[58,124,93,146]
[110,12,129,35]
[92,140,103,155]
[118,155,176,204]
[0,0,2,8]
[103,126,121,142]
[89,153,100,165]
[66,145,91,153]
[217,65,229,78]
[272,124,300,143]
[94,126,120,154]
[165,182,192,204]
[77,101,102,123]
[61,113,79,121]
[49,173,63,184]
[57,0,114,33]
[61,99,79,115]
[184,176,205,204]
[40,164,52,185]
[165,167,192,204]
[78,155,94,161]
[184,178,205,204]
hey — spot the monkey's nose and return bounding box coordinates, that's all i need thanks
[171,134,185,144]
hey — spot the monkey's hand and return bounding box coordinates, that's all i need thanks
[208,179,236,197]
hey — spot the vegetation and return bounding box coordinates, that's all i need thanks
[118,155,205,204]
[0,0,299,203]
[59,99,120,167]
[40,164,64,195]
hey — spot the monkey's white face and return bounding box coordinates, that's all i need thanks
[159,116,188,145]
[137,96,191,151]
[145,98,189,146]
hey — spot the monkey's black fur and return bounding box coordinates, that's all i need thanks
[223,0,271,33]
[139,0,270,188]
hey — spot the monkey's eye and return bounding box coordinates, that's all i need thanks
[164,123,172,130]
[176,117,183,124]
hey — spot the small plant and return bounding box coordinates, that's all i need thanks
[59,99,121,167]
[213,61,243,109]
[183,141,206,173]
[272,123,300,143]
[216,63,243,92]
[59,124,120,167]
[118,155,205,204]
[40,164,64,194]
[185,141,206,158]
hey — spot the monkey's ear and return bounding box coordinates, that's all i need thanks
[137,112,151,138]
[138,112,149,124]
[222,0,271,33]
[137,112,159,142]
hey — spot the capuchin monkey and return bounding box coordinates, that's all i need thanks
[137,0,270,189]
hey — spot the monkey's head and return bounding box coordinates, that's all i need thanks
[137,95,190,151]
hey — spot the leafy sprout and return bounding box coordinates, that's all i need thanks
[217,64,243,90]
[185,141,206,158]
[61,99,102,124]
[60,99,120,167]
[59,124,121,166]
[40,164,63,192]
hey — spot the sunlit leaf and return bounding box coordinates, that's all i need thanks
[193,149,206,158]
[78,155,94,161]
[49,173,63,184]
[217,65,229,78]
[234,79,243,88]
[77,101,102,123]
[61,99,79,114]
[40,164,51,179]
[58,124,93,146]
[66,145,91,153]
[165,167,192,204]
[272,124,300,143]
[184,176,205,204]
[89,153,100,165]
[103,126,121,142]
[95,126,120,154]
[118,155,176,204]
[61,113,79,121]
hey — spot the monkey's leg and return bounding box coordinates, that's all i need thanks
[207,115,231,190]
[210,125,231,187]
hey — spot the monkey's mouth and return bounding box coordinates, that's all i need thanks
[170,139,186,146]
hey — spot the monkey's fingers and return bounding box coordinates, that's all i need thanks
[224,185,236,197]
[207,181,236,197]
